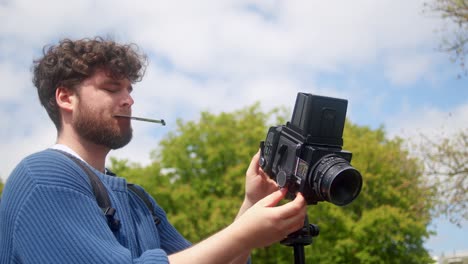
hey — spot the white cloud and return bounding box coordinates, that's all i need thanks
[0,113,56,181]
[0,0,463,182]
[386,103,468,140]
[0,63,31,101]
[384,52,435,86]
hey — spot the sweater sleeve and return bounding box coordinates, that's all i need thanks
[14,184,170,264]
[128,184,192,254]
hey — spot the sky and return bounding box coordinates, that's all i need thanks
[1,0,467,258]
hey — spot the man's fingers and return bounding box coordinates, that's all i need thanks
[256,188,287,207]
[275,192,307,219]
[273,193,308,235]
[246,150,260,176]
[282,211,308,235]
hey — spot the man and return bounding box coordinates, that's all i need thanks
[0,37,307,263]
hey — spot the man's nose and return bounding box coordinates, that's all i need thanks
[122,91,134,107]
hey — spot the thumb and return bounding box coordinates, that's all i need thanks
[256,188,287,207]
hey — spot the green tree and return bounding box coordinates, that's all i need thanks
[110,104,435,263]
[425,0,468,77]
[0,180,3,197]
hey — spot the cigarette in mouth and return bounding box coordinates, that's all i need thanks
[114,114,166,126]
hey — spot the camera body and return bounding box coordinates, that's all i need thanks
[259,93,362,206]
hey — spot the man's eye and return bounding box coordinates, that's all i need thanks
[104,88,118,93]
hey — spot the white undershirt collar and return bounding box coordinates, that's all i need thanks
[51,144,85,161]
[50,144,110,175]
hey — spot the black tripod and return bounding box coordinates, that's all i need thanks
[280,215,319,264]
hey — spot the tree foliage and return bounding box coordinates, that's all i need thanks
[412,129,467,226]
[110,103,434,263]
[425,0,468,77]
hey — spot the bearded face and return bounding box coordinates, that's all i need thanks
[73,95,133,150]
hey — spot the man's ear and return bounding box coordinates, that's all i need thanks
[56,87,76,113]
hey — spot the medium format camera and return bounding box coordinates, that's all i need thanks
[259,93,362,206]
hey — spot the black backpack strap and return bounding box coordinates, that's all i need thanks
[52,149,121,231]
[127,184,161,226]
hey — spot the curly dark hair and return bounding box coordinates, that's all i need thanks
[32,37,148,130]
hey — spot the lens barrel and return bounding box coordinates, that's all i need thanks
[312,155,362,206]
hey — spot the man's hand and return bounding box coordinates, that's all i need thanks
[243,150,279,208]
[168,188,307,264]
[232,188,308,249]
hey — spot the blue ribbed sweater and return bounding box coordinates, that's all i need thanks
[0,149,191,263]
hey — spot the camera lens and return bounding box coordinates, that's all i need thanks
[313,155,362,206]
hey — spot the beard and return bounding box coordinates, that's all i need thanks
[73,101,133,150]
